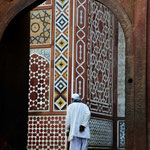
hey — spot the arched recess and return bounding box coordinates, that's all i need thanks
[0,0,46,40]
[88,0,134,150]
[0,0,46,149]
[0,0,140,150]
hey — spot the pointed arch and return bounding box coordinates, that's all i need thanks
[0,0,45,40]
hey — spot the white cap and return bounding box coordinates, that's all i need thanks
[72,93,81,101]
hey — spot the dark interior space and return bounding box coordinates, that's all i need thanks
[0,0,46,148]
[0,10,30,150]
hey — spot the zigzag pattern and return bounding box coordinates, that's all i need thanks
[54,0,69,111]
[56,0,68,9]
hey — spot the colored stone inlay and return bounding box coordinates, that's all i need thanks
[30,9,52,45]
[87,0,114,116]
[27,116,66,150]
[53,0,69,111]
[28,51,50,112]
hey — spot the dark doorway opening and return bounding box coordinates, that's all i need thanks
[0,1,45,149]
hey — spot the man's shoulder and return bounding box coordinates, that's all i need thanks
[81,102,88,106]
[82,103,90,108]
[68,102,88,107]
[67,103,76,108]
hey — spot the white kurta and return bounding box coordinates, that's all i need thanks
[66,102,91,141]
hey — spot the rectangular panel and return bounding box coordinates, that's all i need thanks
[27,115,66,149]
[28,48,50,112]
[87,0,114,116]
[73,0,88,101]
[88,118,113,148]
[53,0,70,111]
[117,23,125,117]
[30,9,52,46]
[117,120,125,149]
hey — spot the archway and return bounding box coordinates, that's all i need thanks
[27,0,132,149]
[0,0,46,149]
[0,0,146,150]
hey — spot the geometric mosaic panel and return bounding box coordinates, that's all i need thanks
[28,50,50,112]
[53,0,70,111]
[74,0,87,101]
[87,0,114,116]
[118,120,125,148]
[27,115,66,150]
[88,118,113,147]
[30,9,52,45]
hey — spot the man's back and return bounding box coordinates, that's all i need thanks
[66,102,90,141]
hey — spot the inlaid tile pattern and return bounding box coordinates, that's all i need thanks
[53,0,70,111]
[88,118,113,147]
[87,0,114,116]
[28,49,50,112]
[30,9,52,45]
[118,121,125,148]
[74,0,87,100]
[27,116,66,150]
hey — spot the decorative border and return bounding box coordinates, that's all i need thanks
[53,0,70,111]
[73,0,87,101]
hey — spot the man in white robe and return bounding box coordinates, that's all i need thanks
[66,93,91,150]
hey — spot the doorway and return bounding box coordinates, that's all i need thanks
[27,0,126,149]
[0,0,135,150]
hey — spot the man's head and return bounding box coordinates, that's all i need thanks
[72,93,82,102]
